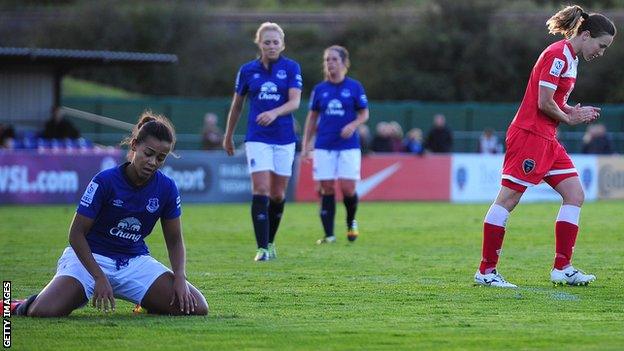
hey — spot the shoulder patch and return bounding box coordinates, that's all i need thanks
[80,181,99,206]
[549,58,565,77]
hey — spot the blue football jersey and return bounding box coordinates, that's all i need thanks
[309,77,368,150]
[234,55,303,145]
[76,163,181,260]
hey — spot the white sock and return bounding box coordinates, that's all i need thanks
[484,203,510,227]
[556,204,581,226]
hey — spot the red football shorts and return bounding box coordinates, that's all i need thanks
[501,126,577,193]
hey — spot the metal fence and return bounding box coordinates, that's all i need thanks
[62,96,624,153]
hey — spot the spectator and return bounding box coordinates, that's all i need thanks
[388,121,404,152]
[358,124,371,155]
[404,128,424,155]
[201,112,224,150]
[0,123,16,149]
[41,107,80,140]
[582,124,614,154]
[370,122,393,152]
[479,128,502,154]
[425,114,453,153]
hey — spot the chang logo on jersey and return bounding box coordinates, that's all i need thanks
[146,198,159,213]
[109,217,142,242]
[276,70,287,79]
[325,99,345,116]
[258,82,280,101]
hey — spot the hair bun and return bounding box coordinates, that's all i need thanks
[581,12,589,20]
[138,116,156,129]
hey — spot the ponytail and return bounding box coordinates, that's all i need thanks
[546,5,585,39]
[547,5,616,39]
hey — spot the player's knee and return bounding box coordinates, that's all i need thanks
[253,185,270,195]
[564,191,584,207]
[270,193,285,203]
[194,300,209,316]
[320,184,335,195]
[341,186,356,197]
[498,197,520,212]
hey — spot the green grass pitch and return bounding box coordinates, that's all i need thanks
[1,201,623,350]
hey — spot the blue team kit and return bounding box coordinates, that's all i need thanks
[77,163,181,261]
[309,77,368,150]
[235,55,303,145]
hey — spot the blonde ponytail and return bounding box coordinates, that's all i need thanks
[546,5,586,39]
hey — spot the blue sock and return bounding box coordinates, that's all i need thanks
[251,195,269,249]
[320,194,336,237]
[16,294,38,316]
[268,199,285,244]
[343,193,358,229]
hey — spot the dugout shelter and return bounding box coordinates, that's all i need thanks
[0,47,177,131]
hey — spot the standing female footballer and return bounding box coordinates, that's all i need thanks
[223,22,303,261]
[11,112,208,316]
[474,5,615,288]
[301,45,369,244]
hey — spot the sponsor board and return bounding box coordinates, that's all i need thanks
[0,150,297,204]
[0,150,121,204]
[597,155,624,199]
[295,154,451,201]
[451,154,597,203]
[162,151,296,203]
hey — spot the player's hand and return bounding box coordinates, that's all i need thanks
[170,274,196,315]
[582,105,601,123]
[340,123,357,139]
[256,111,278,126]
[300,146,314,163]
[92,276,115,313]
[568,104,599,125]
[223,137,235,156]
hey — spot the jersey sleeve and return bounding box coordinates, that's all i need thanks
[288,62,303,90]
[537,51,567,91]
[161,178,182,220]
[234,66,248,95]
[355,82,368,110]
[309,87,320,111]
[76,174,108,219]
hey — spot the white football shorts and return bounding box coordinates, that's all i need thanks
[245,141,296,176]
[313,148,361,181]
[54,247,171,304]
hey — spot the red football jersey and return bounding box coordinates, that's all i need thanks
[510,40,578,140]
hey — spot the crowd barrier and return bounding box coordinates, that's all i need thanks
[1,150,623,204]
